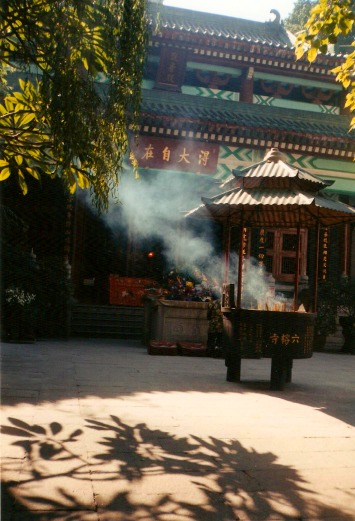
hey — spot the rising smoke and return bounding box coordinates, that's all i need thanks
[105,168,221,277]
[90,167,292,308]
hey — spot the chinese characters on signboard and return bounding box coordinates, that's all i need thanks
[131,136,219,174]
[242,227,248,259]
[258,227,265,268]
[320,227,329,280]
[166,51,180,85]
[240,227,249,297]
[155,48,187,91]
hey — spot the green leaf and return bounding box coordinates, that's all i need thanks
[15,155,23,165]
[0,167,11,180]
[26,167,41,180]
[17,171,28,195]
[21,113,36,126]
[307,47,318,62]
[77,171,90,189]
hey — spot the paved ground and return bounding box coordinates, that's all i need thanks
[1,338,354,521]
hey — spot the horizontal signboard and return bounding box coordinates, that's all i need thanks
[131,136,219,174]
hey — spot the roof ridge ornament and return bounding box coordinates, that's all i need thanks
[264,148,287,162]
[269,9,281,24]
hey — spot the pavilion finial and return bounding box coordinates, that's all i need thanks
[264,148,286,162]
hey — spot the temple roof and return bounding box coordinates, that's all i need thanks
[147,4,295,48]
[147,4,343,77]
[140,89,355,158]
[141,90,351,138]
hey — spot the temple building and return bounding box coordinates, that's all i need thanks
[2,2,354,338]
[100,2,354,294]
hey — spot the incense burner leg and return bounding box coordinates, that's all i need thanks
[226,357,241,382]
[285,359,293,383]
[223,311,241,382]
[270,356,288,390]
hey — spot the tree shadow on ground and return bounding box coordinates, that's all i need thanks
[1,415,353,521]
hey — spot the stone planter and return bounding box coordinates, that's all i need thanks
[144,298,209,345]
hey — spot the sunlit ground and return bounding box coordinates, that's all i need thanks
[1,340,355,520]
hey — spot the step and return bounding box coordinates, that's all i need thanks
[70,305,144,339]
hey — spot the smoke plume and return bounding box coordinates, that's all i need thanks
[92,167,294,308]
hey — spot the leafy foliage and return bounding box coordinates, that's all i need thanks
[315,280,339,336]
[337,275,355,319]
[294,0,355,132]
[0,0,149,211]
[1,242,72,339]
[315,276,355,338]
[284,0,317,35]
[1,191,72,339]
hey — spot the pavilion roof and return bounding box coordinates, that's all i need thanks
[186,149,355,227]
[187,190,355,227]
[221,153,333,193]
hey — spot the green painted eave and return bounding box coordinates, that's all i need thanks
[323,177,355,195]
[254,71,342,91]
[187,61,243,77]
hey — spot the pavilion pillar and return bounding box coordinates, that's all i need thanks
[342,223,350,276]
[239,67,254,103]
[293,225,302,312]
[223,218,231,284]
[237,223,245,308]
[313,223,321,312]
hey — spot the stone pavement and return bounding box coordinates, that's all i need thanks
[1,338,354,521]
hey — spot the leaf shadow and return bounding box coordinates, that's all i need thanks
[2,415,354,521]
